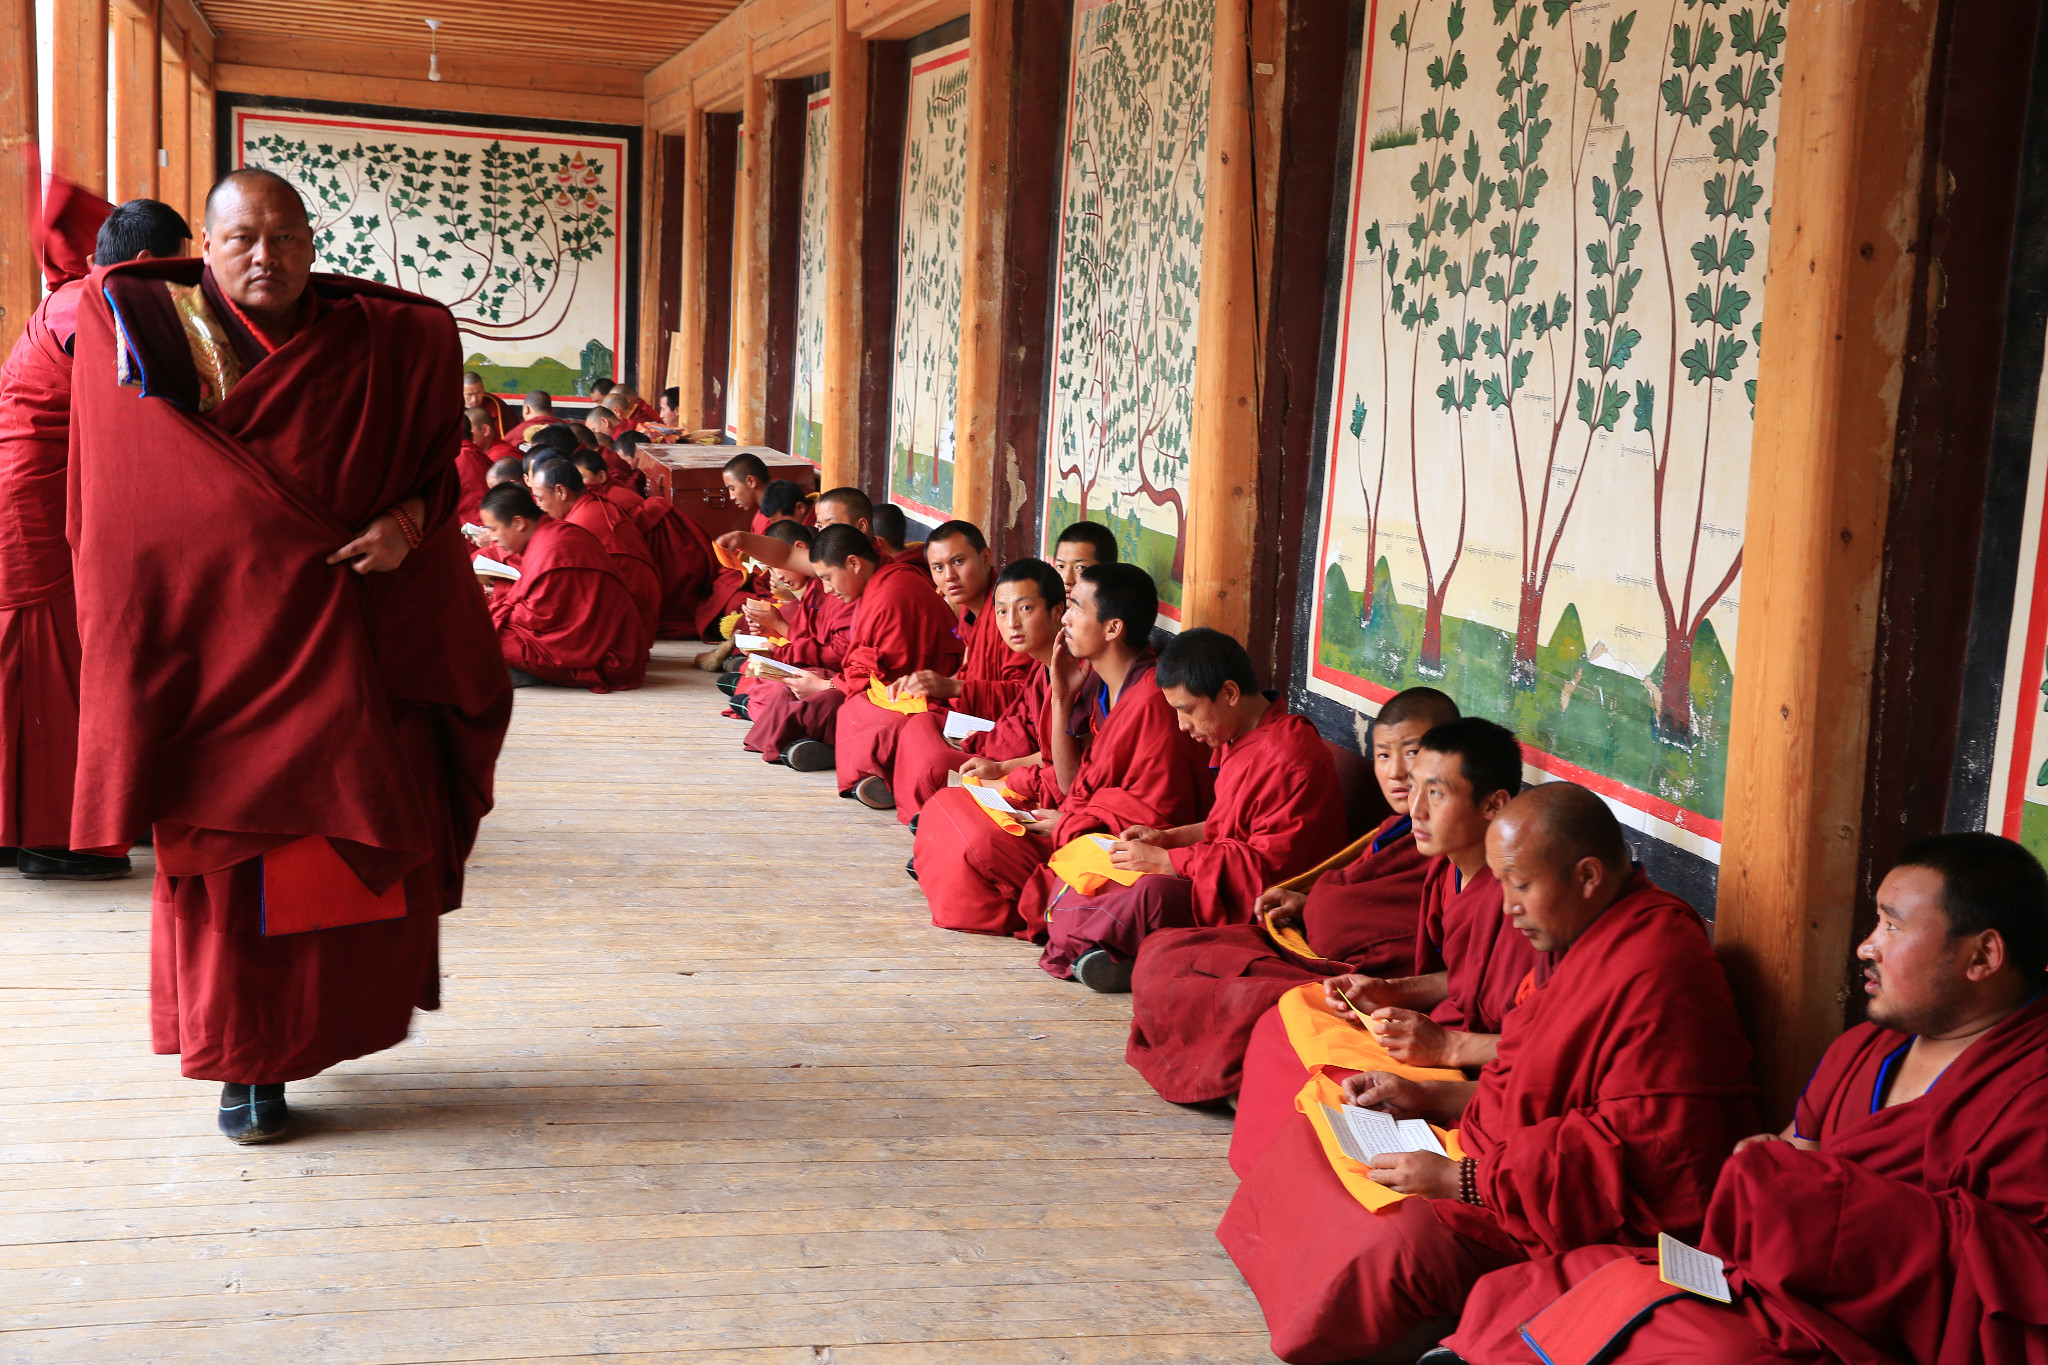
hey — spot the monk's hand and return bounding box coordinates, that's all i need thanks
[1341,1070,1427,1119]
[784,670,832,699]
[1255,886,1308,933]
[1323,973,1400,1019]
[1366,1150,1460,1199]
[1109,839,1174,874]
[716,531,746,553]
[329,512,412,574]
[1732,1133,1785,1156]
[1368,1007,1459,1066]
[1118,825,1167,845]
[1048,636,1084,710]
[893,670,962,700]
[957,756,1005,780]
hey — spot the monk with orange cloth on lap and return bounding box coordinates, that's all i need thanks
[531,457,659,653]
[720,522,855,718]
[1441,832,2048,1365]
[743,524,963,769]
[833,520,1037,812]
[1033,627,1347,992]
[910,563,1211,941]
[1124,687,1458,1105]
[1220,782,1757,1364]
[480,483,647,693]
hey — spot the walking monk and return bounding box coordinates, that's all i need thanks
[834,520,1037,811]
[1038,627,1347,991]
[1125,687,1459,1104]
[70,168,512,1143]
[910,564,1210,940]
[480,483,647,693]
[0,190,188,881]
[1220,783,1756,1364]
[1442,831,2048,1365]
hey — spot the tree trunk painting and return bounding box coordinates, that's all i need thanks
[790,96,832,464]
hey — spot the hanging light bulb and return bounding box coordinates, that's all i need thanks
[424,19,443,81]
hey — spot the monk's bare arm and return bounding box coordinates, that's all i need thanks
[715,531,793,569]
[1046,642,1085,794]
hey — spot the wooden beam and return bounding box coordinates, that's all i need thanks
[160,26,192,228]
[820,0,868,488]
[51,0,109,197]
[213,64,645,126]
[849,0,969,41]
[730,52,771,443]
[1183,0,1259,640]
[677,106,709,425]
[1715,0,1945,1124]
[113,0,163,203]
[213,34,643,99]
[0,0,35,356]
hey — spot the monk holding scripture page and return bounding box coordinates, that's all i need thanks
[480,483,647,693]
[1123,686,1460,1105]
[70,169,512,1144]
[1219,784,1757,1364]
[1034,627,1347,993]
[1441,832,2048,1365]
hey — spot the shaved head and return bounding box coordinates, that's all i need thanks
[1488,782,1633,953]
[486,456,524,487]
[1499,782,1630,874]
[201,168,315,336]
[204,167,309,229]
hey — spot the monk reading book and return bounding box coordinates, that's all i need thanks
[872,503,914,561]
[457,407,497,525]
[481,483,646,693]
[1053,520,1119,589]
[73,169,512,1143]
[743,523,963,769]
[910,564,1211,939]
[1219,783,1757,1364]
[531,457,660,652]
[508,390,563,445]
[1125,687,1460,1105]
[723,522,854,717]
[834,520,1037,811]
[722,452,775,532]
[1439,831,2048,1365]
[1034,627,1348,992]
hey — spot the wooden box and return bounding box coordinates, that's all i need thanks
[634,445,821,538]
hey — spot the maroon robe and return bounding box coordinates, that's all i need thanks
[489,518,647,692]
[1125,813,1430,1105]
[508,413,564,444]
[75,262,512,1084]
[456,438,492,525]
[1219,873,1757,1363]
[733,578,855,704]
[889,664,1051,824]
[562,493,659,649]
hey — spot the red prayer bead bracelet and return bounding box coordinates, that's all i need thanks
[387,504,423,549]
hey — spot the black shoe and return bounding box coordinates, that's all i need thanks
[784,739,836,772]
[218,1083,289,1144]
[854,777,896,810]
[18,848,131,880]
[1072,948,1134,994]
[1417,1351,1472,1365]
[908,815,918,835]
[717,673,742,696]
[906,855,918,883]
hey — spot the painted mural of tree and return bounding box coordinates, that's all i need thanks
[1048,0,1211,586]
[889,56,971,508]
[1347,220,1401,628]
[245,133,615,344]
[790,101,832,464]
[1634,0,1785,740]
[1373,3,1429,150]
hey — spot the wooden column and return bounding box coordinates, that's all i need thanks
[1183,0,1260,640]
[113,0,163,203]
[159,26,191,226]
[730,52,771,444]
[0,0,36,356]
[855,44,909,501]
[189,60,214,229]
[676,105,708,426]
[1714,0,1946,1124]
[650,132,688,401]
[762,80,808,453]
[821,0,869,490]
[701,113,739,430]
[952,0,1013,541]
[52,0,109,197]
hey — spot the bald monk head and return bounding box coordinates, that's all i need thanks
[1860,833,2048,1037]
[528,424,578,459]
[95,197,192,264]
[465,405,497,447]
[569,448,610,486]
[722,452,772,512]
[480,482,544,556]
[486,457,524,488]
[816,486,873,536]
[1411,716,1522,865]
[1157,626,1267,748]
[567,422,603,452]
[462,371,492,410]
[810,522,885,602]
[530,457,586,519]
[201,167,314,339]
[584,405,619,438]
[524,391,554,420]
[1485,782,1633,953]
[1370,687,1460,816]
[609,382,640,407]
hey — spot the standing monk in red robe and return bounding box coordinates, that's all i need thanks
[1125,687,1459,1105]
[910,564,1212,940]
[531,457,659,652]
[1221,783,1757,1364]
[480,483,647,692]
[462,370,516,440]
[743,524,963,768]
[833,520,1038,810]
[71,169,512,1143]
[0,190,186,880]
[1444,832,2048,1365]
[1036,627,1348,991]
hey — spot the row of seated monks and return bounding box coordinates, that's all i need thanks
[659,488,2048,1365]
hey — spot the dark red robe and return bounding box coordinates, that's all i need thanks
[561,493,659,650]
[74,262,512,1084]
[1219,873,1757,1363]
[456,438,492,525]
[733,577,856,704]
[508,413,564,444]
[489,518,648,692]
[1037,706,1348,977]
[1448,993,2048,1365]
[889,663,1051,824]
[1125,814,1430,1105]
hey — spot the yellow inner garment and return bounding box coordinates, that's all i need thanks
[167,283,245,414]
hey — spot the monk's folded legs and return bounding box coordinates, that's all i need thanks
[1035,873,1199,979]
[890,711,969,825]
[744,686,847,763]
[912,786,1053,938]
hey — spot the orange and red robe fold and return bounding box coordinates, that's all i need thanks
[890,664,1052,824]
[488,518,649,693]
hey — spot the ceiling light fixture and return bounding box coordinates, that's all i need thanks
[424,18,442,81]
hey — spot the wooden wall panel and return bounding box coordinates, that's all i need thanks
[52,0,109,197]
[0,0,34,355]
[763,79,809,451]
[701,113,740,428]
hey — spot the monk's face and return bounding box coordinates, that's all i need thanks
[1859,864,1990,1035]
[660,397,680,425]
[819,556,872,603]
[1163,682,1246,748]
[481,509,535,556]
[1063,580,1120,661]
[463,378,486,407]
[723,472,764,511]
[202,177,315,330]
[1054,541,1101,589]
[1372,718,1435,815]
[814,498,868,534]
[994,579,1061,659]
[534,480,578,519]
[927,534,991,608]
[1409,749,1503,862]
[1488,815,1611,953]
[469,418,494,447]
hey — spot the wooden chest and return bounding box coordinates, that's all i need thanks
[634,446,821,538]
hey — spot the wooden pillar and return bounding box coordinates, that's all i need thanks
[763,80,808,453]
[159,26,191,227]
[189,60,214,230]
[676,105,708,426]
[1183,0,1260,640]
[952,0,1013,541]
[113,0,162,203]
[855,44,909,500]
[1714,0,1946,1124]
[650,132,687,401]
[52,0,109,197]
[821,0,868,490]
[730,53,771,445]
[701,113,739,430]
[0,0,36,356]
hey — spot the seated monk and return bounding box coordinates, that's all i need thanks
[531,458,659,652]
[1126,687,1460,1105]
[760,478,811,527]
[1039,627,1348,992]
[1228,717,1536,1178]
[816,486,920,564]
[834,520,1038,811]
[605,383,661,434]
[743,523,963,769]
[589,378,615,402]
[872,503,914,562]
[486,456,523,489]
[1219,783,1757,1364]
[1441,832,2048,1365]
[612,429,654,496]
[462,370,516,440]
[480,484,645,692]
[724,522,854,716]
[568,446,639,514]
[658,386,682,430]
[910,563,1211,940]
[457,406,496,525]
[508,390,563,445]
[890,558,1065,829]
[581,404,644,492]
[722,452,775,532]
[1053,519,1119,589]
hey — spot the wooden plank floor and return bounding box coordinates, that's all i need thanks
[0,643,1275,1364]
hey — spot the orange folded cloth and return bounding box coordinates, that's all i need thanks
[1046,833,1148,896]
[1276,980,1471,1081]
[866,677,930,714]
[714,541,747,571]
[960,774,1029,836]
[1294,1069,1466,1211]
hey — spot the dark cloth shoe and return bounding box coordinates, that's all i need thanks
[908,815,918,836]
[0,847,15,867]
[218,1083,289,1144]
[854,777,896,810]
[1417,1351,1471,1365]
[1072,948,1134,994]
[784,739,836,772]
[18,848,132,881]
[906,855,918,883]
[717,673,742,696]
